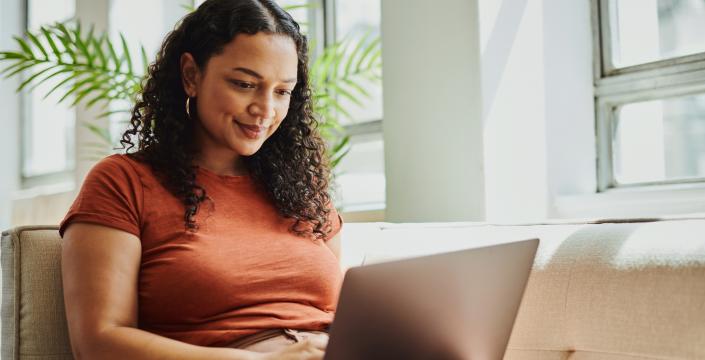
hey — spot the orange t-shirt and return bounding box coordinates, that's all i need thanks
[59,154,343,347]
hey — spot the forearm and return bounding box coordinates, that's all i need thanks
[76,326,257,360]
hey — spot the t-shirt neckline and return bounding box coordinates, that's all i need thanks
[196,166,251,182]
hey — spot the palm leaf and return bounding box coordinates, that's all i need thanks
[73,23,94,66]
[181,2,195,12]
[0,51,25,60]
[342,78,370,98]
[282,4,316,11]
[140,44,149,74]
[54,24,77,63]
[86,87,117,107]
[3,60,41,79]
[72,81,107,106]
[27,66,73,92]
[83,122,111,143]
[40,27,63,62]
[16,64,57,91]
[331,82,363,107]
[0,59,30,76]
[13,36,34,57]
[92,35,108,70]
[357,36,381,70]
[106,35,123,72]
[119,33,133,74]
[97,108,131,118]
[330,145,350,168]
[344,31,371,77]
[43,70,83,99]
[58,72,105,103]
[27,32,48,60]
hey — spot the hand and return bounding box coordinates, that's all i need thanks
[255,337,328,360]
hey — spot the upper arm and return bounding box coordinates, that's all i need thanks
[62,222,142,355]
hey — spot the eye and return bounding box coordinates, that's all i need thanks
[276,89,293,96]
[229,80,255,89]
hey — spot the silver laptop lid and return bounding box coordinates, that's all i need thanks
[324,238,539,360]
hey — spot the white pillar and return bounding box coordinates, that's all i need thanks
[381,0,485,222]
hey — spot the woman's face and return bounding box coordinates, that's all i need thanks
[181,32,299,157]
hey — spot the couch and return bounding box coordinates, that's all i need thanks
[2,217,705,359]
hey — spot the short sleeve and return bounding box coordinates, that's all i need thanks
[324,205,344,242]
[59,155,144,238]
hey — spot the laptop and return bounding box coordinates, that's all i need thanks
[324,238,539,360]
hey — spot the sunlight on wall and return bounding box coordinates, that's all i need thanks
[480,0,548,222]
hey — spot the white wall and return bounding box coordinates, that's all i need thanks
[0,0,22,230]
[480,0,595,222]
[381,0,485,222]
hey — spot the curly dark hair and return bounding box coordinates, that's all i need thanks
[120,0,334,240]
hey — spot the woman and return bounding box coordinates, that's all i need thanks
[60,1,342,359]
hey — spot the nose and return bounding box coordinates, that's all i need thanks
[248,92,276,123]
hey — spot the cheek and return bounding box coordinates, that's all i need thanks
[266,104,289,134]
[200,82,245,117]
[277,98,293,119]
[273,102,291,125]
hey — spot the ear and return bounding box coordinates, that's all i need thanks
[180,52,201,97]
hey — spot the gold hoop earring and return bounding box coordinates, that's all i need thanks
[185,97,192,119]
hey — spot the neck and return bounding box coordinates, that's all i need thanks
[192,122,248,176]
[193,141,248,177]
[194,151,248,176]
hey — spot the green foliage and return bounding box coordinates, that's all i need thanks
[311,30,382,170]
[0,15,381,170]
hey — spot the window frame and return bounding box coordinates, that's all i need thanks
[19,0,76,190]
[593,0,705,192]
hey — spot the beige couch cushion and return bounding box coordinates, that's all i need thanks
[1,226,73,360]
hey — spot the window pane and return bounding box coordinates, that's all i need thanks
[334,132,385,209]
[276,0,311,33]
[609,0,705,68]
[335,0,382,124]
[613,93,705,184]
[22,0,76,178]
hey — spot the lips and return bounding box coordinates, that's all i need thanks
[235,121,267,139]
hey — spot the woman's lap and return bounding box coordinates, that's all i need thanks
[228,329,329,353]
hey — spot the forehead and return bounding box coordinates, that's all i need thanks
[207,32,298,79]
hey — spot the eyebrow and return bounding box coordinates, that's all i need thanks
[232,67,297,84]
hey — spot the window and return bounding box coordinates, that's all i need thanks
[21,0,76,188]
[595,0,705,190]
[324,0,385,211]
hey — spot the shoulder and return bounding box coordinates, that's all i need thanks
[79,154,148,210]
[84,154,153,186]
[60,154,148,238]
[90,153,145,175]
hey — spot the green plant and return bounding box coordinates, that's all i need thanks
[0,10,381,169]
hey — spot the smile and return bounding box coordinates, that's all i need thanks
[235,120,268,139]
